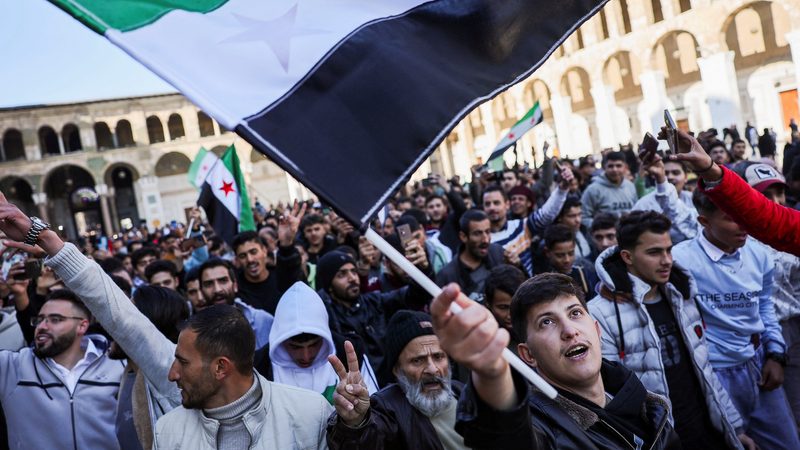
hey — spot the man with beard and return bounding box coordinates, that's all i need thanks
[424,173,467,254]
[326,310,467,450]
[580,151,638,229]
[0,289,124,450]
[198,258,274,350]
[157,305,332,449]
[436,210,505,304]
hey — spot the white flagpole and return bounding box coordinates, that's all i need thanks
[364,228,558,399]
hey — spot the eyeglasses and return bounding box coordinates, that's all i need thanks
[31,314,87,327]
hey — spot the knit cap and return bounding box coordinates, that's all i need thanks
[316,251,356,292]
[378,310,436,382]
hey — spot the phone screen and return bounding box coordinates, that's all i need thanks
[663,109,678,155]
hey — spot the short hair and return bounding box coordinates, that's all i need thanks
[126,240,143,254]
[133,286,190,343]
[425,193,448,207]
[98,257,124,275]
[484,265,526,306]
[109,275,132,298]
[616,211,672,251]
[183,304,254,374]
[707,140,726,152]
[544,224,576,249]
[511,273,586,342]
[131,247,160,268]
[396,196,412,206]
[396,214,422,232]
[732,138,746,146]
[198,258,236,285]
[663,159,688,173]
[557,197,582,219]
[482,184,507,201]
[145,259,179,282]
[590,213,618,233]
[184,267,200,285]
[503,169,518,179]
[459,209,489,233]
[692,189,718,215]
[300,213,325,232]
[603,151,626,165]
[45,289,91,320]
[231,230,265,254]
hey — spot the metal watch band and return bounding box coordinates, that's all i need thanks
[23,217,47,246]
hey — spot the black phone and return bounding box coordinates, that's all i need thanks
[639,132,659,161]
[664,109,678,155]
[13,259,42,280]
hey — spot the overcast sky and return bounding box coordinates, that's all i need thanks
[0,1,174,108]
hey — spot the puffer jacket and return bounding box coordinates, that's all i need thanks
[587,247,744,449]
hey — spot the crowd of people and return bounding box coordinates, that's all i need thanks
[0,125,798,449]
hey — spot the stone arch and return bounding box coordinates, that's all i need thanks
[104,163,141,229]
[146,115,165,144]
[722,1,791,70]
[523,79,553,120]
[94,122,115,150]
[167,113,185,140]
[603,51,642,102]
[42,164,98,240]
[154,151,191,177]
[197,111,215,137]
[0,176,36,216]
[210,145,228,157]
[61,123,82,152]
[250,148,267,163]
[492,92,519,129]
[39,125,60,156]
[116,119,135,147]
[652,30,701,88]
[1,128,25,162]
[560,67,593,111]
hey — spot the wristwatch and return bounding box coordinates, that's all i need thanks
[766,352,788,367]
[24,216,50,246]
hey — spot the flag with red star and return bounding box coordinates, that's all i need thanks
[197,145,255,245]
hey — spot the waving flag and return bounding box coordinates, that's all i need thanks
[188,147,219,189]
[487,101,543,166]
[197,145,255,245]
[50,0,607,226]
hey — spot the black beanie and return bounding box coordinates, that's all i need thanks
[316,251,356,292]
[378,310,436,383]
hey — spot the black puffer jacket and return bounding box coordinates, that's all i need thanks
[327,381,464,450]
[456,361,681,450]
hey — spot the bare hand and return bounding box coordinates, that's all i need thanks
[328,341,370,427]
[4,262,29,296]
[0,192,33,243]
[642,153,666,184]
[759,359,784,391]
[659,128,719,180]
[738,433,759,450]
[404,240,429,269]
[278,201,307,247]
[558,165,574,190]
[504,248,521,267]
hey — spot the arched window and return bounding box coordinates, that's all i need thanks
[618,0,632,34]
[678,0,691,13]
[116,120,135,147]
[603,52,641,102]
[650,0,663,23]
[525,79,553,120]
[146,116,165,144]
[62,123,82,152]
[560,68,593,111]
[154,152,192,176]
[653,31,701,88]
[724,2,791,69]
[197,111,215,137]
[94,122,115,150]
[1,129,25,161]
[493,93,518,129]
[39,126,60,156]
[167,114,185,141]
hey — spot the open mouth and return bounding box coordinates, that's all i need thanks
[422,380,443,391]
[564,344,588,359]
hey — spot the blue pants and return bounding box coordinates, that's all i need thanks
[714,348,800,450]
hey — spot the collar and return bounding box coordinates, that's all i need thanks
[48,336,101,369]
[627,273,655,305]
[698,230,738,262]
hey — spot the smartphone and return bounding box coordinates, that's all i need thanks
[14,259,42,280]
[1,251,26,281]
[397,224,413,248]
[639,132,659,161]
[664,109,678,155]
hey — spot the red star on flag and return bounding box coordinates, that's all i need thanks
[219,180,235,196]
[508,133,515,139]
[201,165,208,171]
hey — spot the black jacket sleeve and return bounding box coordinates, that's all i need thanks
[274,244,305,293]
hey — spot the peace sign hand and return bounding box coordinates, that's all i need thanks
[328,340,370,427]
[278,200,308,247]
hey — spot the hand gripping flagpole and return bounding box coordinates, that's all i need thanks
[364,228,558,399]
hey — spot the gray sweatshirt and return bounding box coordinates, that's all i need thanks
[580,174,638,228]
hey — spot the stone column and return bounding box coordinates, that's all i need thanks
[107,187,120,234]
[697,51,743,130]
[549,94,573,156]
[637,70,671,134]
[590,83,619,149]
[135,176,165,229]
[32,192,48,223]
[95,184,114,237]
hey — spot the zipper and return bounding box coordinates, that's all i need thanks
[647,411,669,450]
[598,418,636,450]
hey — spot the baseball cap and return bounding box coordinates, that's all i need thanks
[744,163,788,193]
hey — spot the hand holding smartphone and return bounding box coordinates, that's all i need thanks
[663,109,678,156]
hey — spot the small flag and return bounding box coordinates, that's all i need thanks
[188,147,219,188]
[487,101,543,165]
[197,145,255,245]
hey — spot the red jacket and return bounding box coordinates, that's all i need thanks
[699,165,800,255]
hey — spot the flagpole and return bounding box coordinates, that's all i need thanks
[364,228,559,399]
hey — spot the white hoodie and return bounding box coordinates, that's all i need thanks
[268,282,378,400]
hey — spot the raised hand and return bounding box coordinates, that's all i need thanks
[503,248,521,268]
[659,127,720,181]
[278,200,308,247]
[558,164,575,190]
[358,236,379,268]
[0,192,33,243]
[404,239,429,270]
[328,341,370,427]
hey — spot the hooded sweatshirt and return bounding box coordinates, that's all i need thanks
[580,173,638,228]
[0,307,25,351]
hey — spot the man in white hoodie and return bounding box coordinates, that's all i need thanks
[262,282,378,403]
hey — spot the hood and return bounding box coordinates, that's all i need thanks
[596,173,617,188]
[594,246,692,302]
[0,308,19,334]
[268,282,335,370]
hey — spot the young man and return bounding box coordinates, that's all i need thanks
[436,210,505,304]
[707,140,731,166]
[327,311,466,450]
[508,185,536,220]
[633,154,698,244]
[580,151,638,229]
[424,174,468,254]
[301,213,337,265]
[131,246,159,288]
[555,197,593,260]
[672,190,799,450]
[145,259,180,291]
[500,169,520,193]
[589,213,618,261]
[431,275,680,449]
[537,224,597,298]
[483,165,573,275]
[483,264,526,353]
[588,211,752,450]
[731,139,748,163]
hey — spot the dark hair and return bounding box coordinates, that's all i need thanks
[692,188,719,215]
[544,224,576,248]
[184,267,200,285]
[590,213,618,233]
[144,259,179,282]
[109,275,132,298]
[603,151,627,165]
[98,257,125,274]
[503,169,518,179]
[616,211,672,251]
[133,286,190,343]
[663,159,687,174]
[511,273,586,342]
[300,213,325,232]
[396,196,412,206]
[482,184,507,201]
[557,197,582,220]
[198,258,236,285]
[425,193,448,208]
[183,304,254,374]
[400,208,428,227]
[45,289,91,320]
[396,214,422,232]
[732,138,746,146]
[459,209,489,233]
[231,231,265,254]
[131,247,160,267]
[706,140,726,152]
[484,265,526,306]
[126,240,143,254]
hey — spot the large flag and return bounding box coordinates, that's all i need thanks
[50,0,607,226]
[187,147,219,189]
[487,101,543,167]
[197,145,255,245]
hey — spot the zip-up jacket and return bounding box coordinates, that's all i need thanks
[587,247,744,449]
[632,181,698,244]
[0,334,124,450]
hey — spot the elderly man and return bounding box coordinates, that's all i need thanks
[326,310,467,450]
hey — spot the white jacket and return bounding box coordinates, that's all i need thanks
[154,372,332,449]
